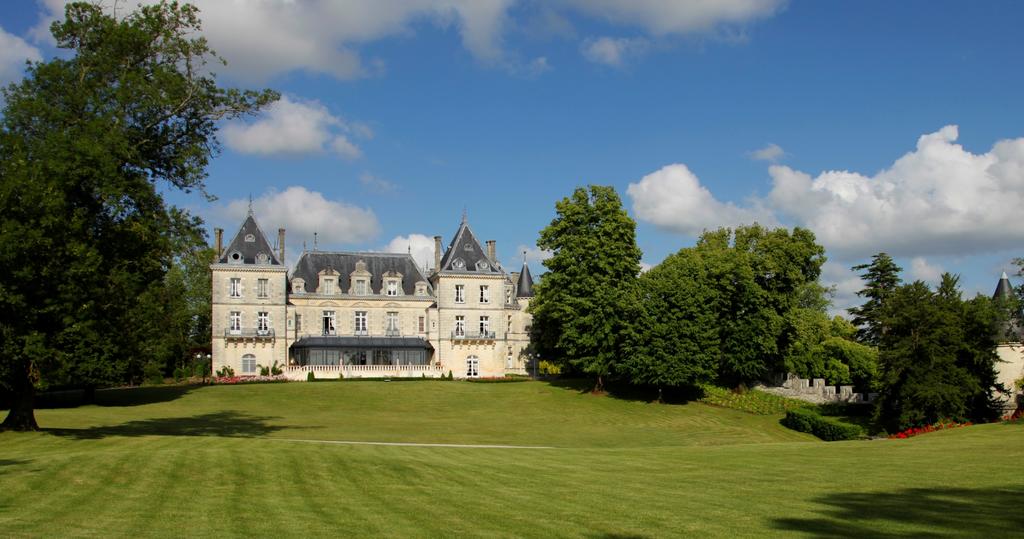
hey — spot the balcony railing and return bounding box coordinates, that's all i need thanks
[224,328,275,339]
[451,330,496,340]
[385,329,401,337]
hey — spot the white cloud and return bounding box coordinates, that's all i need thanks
[627,163,775,236]
[750,143,785,162]
[0,26,42,86]
[224,187,380,254]
[382,234,437,273]
[34,0,518,82]
[359,172,398,194]
[514,245,553,265]
[909,257,943,285]
[222,96,366,159]
[581,36,648,67]
[561,0,786,36]
[768,125,1024,259]
[31,0,788,81]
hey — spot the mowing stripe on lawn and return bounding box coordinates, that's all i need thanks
[272,437,557,449]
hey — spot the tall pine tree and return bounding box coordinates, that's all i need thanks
[848,253,903,346]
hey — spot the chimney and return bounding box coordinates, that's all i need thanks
[486,240,496,262]
[278,228,286,264]
[433,235,442,272]
[214,228,223,260]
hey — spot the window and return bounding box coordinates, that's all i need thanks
[257,278,269,298]
[466,356,479,378]
[416,283,427,296]
[229,311,241,334]
[455,284,465,303]
[295,314,302,332]
[244,234,255,243]
[386,280,398,296]
[479,285,489,303]
[242,354,256,374]
[355,279,367,295]
[386,312,399,335]
[257,312,269,334]
[355,311,368,335]
[256,252,269,264]
[323,278,334,295]
[454,315,465,337]
[506,287,512,304]
[229,278,241,298]
[479,316,490,336]
[322,310,336,336]
[418,316,425,333]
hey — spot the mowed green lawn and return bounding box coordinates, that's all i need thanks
[1,381,1022,537]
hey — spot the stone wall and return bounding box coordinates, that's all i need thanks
[757,373,875,405]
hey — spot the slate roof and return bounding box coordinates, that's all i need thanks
[993,271,1015,301]
[438,218,502,274]
[516,262,534,297]
[291,251,432,296]
[219,214,282,265]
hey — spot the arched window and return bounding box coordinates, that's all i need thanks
[241,354,256,374]
[466,355,479,378]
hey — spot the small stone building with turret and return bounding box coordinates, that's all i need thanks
[211,211,535,379]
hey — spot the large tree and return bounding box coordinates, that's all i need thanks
[874,274,1003,430]
[848,253,903,346]
[0,2,276,430]
[528,185,642,391]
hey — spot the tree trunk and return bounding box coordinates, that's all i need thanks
[2,382,39,431]
[593,375,604,393]
[657,386,663,403]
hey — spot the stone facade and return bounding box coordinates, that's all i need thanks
[211,212,534,379]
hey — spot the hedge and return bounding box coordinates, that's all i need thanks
[781,408,865,441]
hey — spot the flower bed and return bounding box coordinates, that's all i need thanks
[211,375,289,385]
[888,421,973,439]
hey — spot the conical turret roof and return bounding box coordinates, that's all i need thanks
[516,263,534,297]
[993,271,1015,301]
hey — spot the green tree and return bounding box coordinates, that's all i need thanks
[0,2,276,430]
[621,248,719,397]
[873,275,1002,430]
[528,185,642,391]
[848,253,903,346]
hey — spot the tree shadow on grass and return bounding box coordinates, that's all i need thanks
[772,485,1024,537]
[546,378,700,405]
[34,385,200,409]
[42,411,295,440]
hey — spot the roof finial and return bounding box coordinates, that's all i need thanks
[461,206,468,225]
[313,231,318,251]
[303,240,307,253]
[522,249,527,265]
[247,193,254,216]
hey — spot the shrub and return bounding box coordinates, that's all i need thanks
[538,360,561,375]
[172,366,189,382]
[258,364,270,376]
[782,408,865,441]
[447,370,453,380]
[143,361,165,385]
[192,358,210,378]
[215,365,235,377]
[307,371,315,382]
[271,360,283,376]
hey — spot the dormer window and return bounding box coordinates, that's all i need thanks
[386,280,399,296]
[416,283,427,296]
[292,278,306,294]
[323,278,334,295]
[244,234,255,242]
[476,260,489,271]
[256,252,269,264]
[228,251,243,264]
[355,279,367,295]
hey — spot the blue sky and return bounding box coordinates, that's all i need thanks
[3,1,1024,312]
